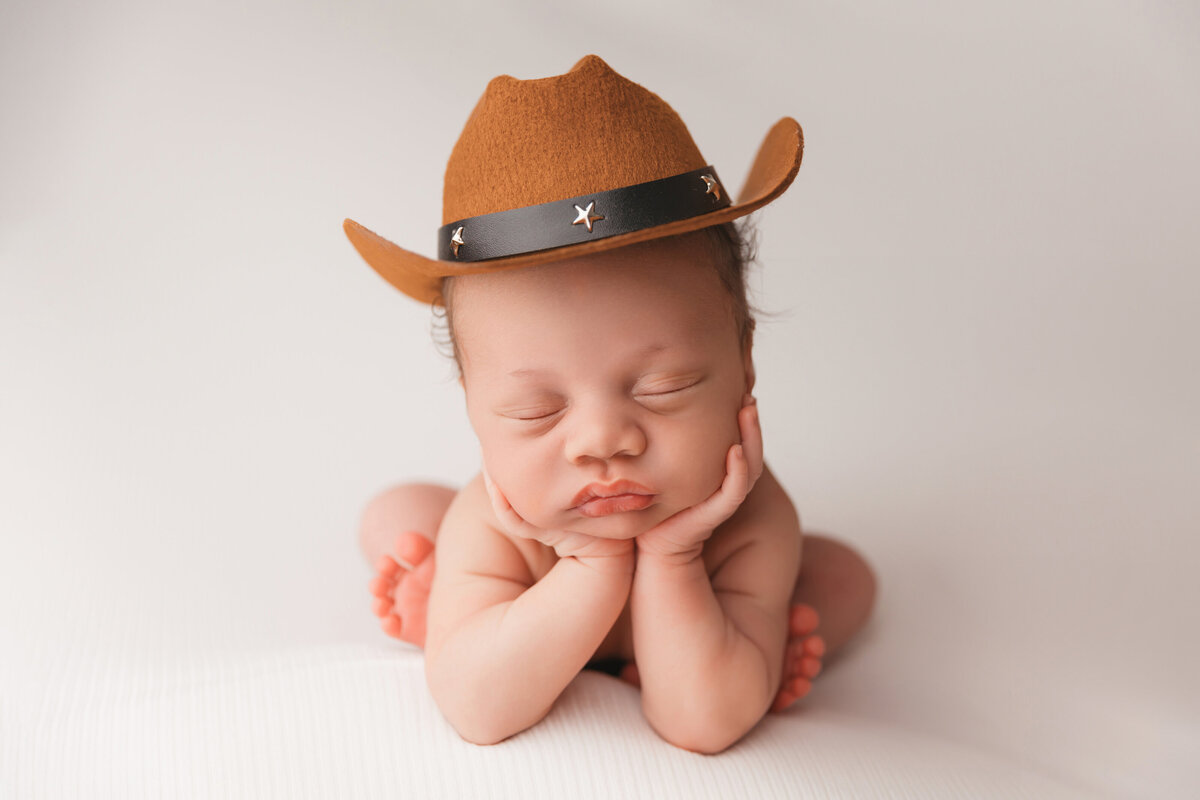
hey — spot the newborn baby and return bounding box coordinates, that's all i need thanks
[346,53,876,753]
[359,224,876,752]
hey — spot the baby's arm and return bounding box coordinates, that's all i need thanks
[632,473,801,753]
[423,475,634,745]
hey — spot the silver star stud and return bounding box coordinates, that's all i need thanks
[572,201,604,232]
[701,174,722,201]
[450,226,465,258]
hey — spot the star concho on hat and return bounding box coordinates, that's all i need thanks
[343,54,803,305]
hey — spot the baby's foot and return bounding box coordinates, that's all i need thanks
[771,603,825,712]
[614,602,825,712]
[618,660,640,687]
[367,531,435,647]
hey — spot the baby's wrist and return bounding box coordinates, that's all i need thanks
[635,542,706,569]
[568,548,636,578]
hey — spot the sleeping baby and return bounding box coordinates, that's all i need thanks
[346,54,876,754]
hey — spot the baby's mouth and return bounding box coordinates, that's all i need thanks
[571,479,657,517]
[575,493,655,518]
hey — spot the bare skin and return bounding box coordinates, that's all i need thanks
[360,233,879,749]
[362,480,876,711]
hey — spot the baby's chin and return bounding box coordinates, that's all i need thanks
[555,504,678,540]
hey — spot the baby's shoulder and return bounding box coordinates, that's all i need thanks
[702,463,801,574]
[438,472,556,582]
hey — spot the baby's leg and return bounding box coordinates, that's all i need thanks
[360,483,456,646]
[792,534,877,657]
[773,533,877,710]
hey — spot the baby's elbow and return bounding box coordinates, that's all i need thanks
[434,691,529,747]
[447,703,554,747]
[429,678,516,746]
[452,720,514,747]
[644,677,768,754]
[649,702,760,755]
[426,662,546,747]
[658,722,746,755]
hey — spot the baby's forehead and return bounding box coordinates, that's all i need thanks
[456,270,730,335]
[448,233,739,369]
[457,287,736,377]
[457,241,727,311]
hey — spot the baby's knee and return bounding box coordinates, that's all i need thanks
[359,482,457,547]
[802,535,878,615]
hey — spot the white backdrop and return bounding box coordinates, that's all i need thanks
[2,1,1197,797]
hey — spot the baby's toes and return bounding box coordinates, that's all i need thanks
[771,676,813,712]
[388,552,435,647]
[381,613,405,639]
[375,554,401,579]
[803,634,826,660]
[374,592,401,618]
[774,619,826,713]
[394,554,435,608]
[394,531,434,569]
[789,603,820,637]
[786,636,825,679]
[369,557,403,620]
[380,604,423,645]
[368,571,394,599]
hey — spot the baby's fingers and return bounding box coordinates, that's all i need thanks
[739,395,765,485]
[482,464,512,518]
[679,442,752,532]
[725,442,753,505]
[482,465,535,538]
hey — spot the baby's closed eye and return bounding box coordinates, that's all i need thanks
[501,405,564,422]
[630,378,704,414]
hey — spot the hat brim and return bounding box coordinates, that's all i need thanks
[343,117,803,305]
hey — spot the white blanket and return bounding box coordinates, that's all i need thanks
[3,641,1099,798]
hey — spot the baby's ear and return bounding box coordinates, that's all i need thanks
[739,328,758,393]
[742,337,756,395]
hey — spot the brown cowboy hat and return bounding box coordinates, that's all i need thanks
[343,54,804,305]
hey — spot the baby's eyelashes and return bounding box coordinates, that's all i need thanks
[501,407,564,422]
[492,377,705,427]
[633,382,703,412]
[494,395,566,421]
[632,376,704,397]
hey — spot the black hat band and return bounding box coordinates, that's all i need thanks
[436,165,731,262]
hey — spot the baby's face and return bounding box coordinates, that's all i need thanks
[454,232,754,540]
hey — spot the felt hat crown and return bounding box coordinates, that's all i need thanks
[343,54,804,304]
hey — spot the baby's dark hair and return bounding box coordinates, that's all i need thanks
[431,218,761,377]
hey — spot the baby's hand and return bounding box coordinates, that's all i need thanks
[636,394,763,564]
[483,466,636,566]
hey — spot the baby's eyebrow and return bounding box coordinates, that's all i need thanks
[507,367,550,380]
[505,343,674,380]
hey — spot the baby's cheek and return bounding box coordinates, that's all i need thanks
[668,429,736,507]
[484,452,538,517]
[510,469,567,527]
[506,479,553,523]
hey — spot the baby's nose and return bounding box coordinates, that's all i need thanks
[563,407,646,464]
